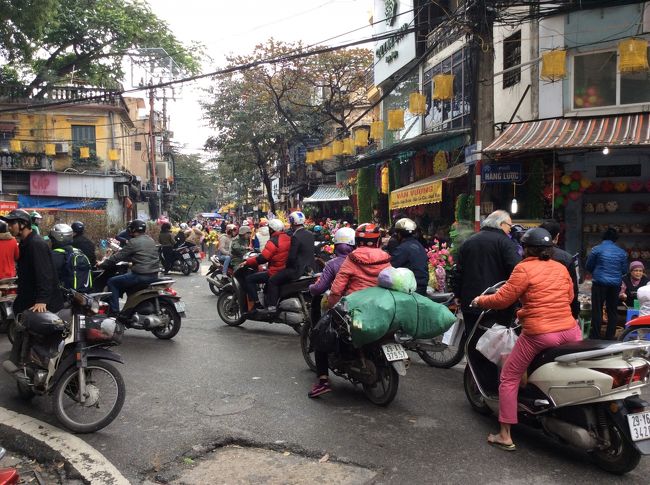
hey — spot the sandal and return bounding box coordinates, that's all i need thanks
[487,434,516,452]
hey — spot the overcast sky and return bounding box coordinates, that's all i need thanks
[140,0,374,153]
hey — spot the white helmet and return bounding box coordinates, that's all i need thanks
[242,220,249,226]
[180,223,188,230]
[333,227,355,246]
[268,219,284,233]
[395,218,417,234]
[289,211,305,226]
[226,223,236,232]
[195,223,203,231]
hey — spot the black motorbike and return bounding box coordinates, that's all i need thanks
[0,277,18,343]
[175,241,201,273]
[158,245,191,276]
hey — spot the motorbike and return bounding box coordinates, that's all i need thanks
[216,264,317,334]
[175,241,201,273]
[158,245,191,276]
[0,277,18,343]
[464,282,650,474]
[619,314,650,343]
[93,263,185,339]
[7,288,126,433]
[206,254,232,295]
[300,305,409,406]
[0,447,18,485]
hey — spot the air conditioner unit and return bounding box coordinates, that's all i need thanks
[54,142,69,153]
[119,185,129,197]
[156,162,169,180]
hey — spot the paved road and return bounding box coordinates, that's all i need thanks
[1,267,649,484]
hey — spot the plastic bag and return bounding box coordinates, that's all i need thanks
[476,324,518,365]
[311,312,339,354]
[441,313,464,347]
[377,267,417,294]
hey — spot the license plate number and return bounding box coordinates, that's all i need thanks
[382,343,408,362]
[182,253,190,259]
[627,411,650,442]
[174,301,186,313]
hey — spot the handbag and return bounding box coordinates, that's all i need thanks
[476,324,518,366]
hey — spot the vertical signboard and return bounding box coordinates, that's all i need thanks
[373,0,416,85]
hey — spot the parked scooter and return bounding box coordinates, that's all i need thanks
[300,305,409,406]
[0,277,18,343]
[216,264,316,333]
[464,282,650,474]
[0,447,18,485]
[159,246,191,276]
[6,289,125,433]
[175,241,201,273]
[620,315,650,343]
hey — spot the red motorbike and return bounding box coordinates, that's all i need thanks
[0,447,19,485]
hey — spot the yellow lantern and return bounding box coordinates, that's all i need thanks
[321,145,333,160]
[381,166,389,194]
[306,151,315,164]
[433,74,454,100]
[45,143,56,156]
[619,38,649,73]
[433,151,448,174]
[342,138,354,155]
[354,129,369,147]
[387,109,405,131]
[370,120,384,140]
[541,50,567,81]
[108,148,119,161]
[313,148,322,161]
[9,140,21,152]
[332,140,343,156]
[408,92,427,115]
[79,146,90,159]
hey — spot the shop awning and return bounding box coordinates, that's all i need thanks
[484,113,650,153]
[390,163,468,210]
[303,185,349,203]
[18,195,106,210]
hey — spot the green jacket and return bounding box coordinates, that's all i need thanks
[230,236,249,267]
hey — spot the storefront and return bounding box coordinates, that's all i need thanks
[303,185,351,221]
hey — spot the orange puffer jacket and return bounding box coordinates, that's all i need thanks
[328,246,392,306]
[477,257,576,336]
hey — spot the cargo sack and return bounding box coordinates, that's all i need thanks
[377,267,417,294]
[341,287,456,348]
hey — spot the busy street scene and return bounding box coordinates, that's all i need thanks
[1,0,650,484]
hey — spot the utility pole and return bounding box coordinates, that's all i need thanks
[148,84,160,218]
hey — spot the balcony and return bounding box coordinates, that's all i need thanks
[0,84,127,110]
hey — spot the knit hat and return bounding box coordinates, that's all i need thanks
[630,261,645,271]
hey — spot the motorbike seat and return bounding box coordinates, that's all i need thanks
[126,279,172,294]
[428,292,454,304]
[528,340,613,374]
[279,276,318,299]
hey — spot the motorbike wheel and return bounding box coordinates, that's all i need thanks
[619,325,650,342]
[590,416,641,474]
[180,261,191,276]
[208,282,220,296]
[217,289,245,326]
[300,322,317,372]
[190,258,200,273]
[463,366,492,415]
[16,381,35,401]
[362,362,399,406]
[418,334,466,368]
[151,301,182,339]
[52,360,125,434]
[7,321,17,344]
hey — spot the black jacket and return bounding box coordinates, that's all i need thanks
[552,246,580,318]
[14,231,63,315]
[390,237,429,294]
[454,227,521,314]
[286,226,315,276]
[72,234,97,267]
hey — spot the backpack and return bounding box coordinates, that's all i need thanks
[54,247,93,292]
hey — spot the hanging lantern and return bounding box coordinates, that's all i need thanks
[541,50,567,81]
[79,146,90,159]
[354,129,369,147]
[381,166,389,194]
[321,145,333,160]
[44,143,56,156]
[332,140,343,156]
[433,74,454,100]
[370,120,384,140]
[306,151,315,164]
[108,148,119,161]
[9,140,21,152]
[342,138,355,155]
[619,38,649,73]
[313,148,323,161]
[408,92,427,115]
[433,151,448,174]
[387,109,405,131]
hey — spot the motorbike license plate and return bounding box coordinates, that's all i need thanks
[174,301,186,313]
[182,253,190,260]
[627,411,650,442]
[382,343,408,362]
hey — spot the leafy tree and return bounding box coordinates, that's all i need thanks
[169,152,217,222]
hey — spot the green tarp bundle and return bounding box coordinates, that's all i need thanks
[340,287,457,348]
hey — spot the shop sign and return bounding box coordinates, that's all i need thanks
[390,180,442,209]
[0,201,18,216]
[30,172,58,196]
[482,163,523,183]
[271,177,280,202]
[373,0,416,85]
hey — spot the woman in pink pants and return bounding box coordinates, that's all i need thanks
[472,227,581,451]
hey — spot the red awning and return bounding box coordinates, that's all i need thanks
[484,113,650,153]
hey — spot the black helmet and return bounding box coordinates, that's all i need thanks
[19,310,67,336]
[71,221,85,234]
[520,227,553,247]
[510,224,526,243]
[128,219,147,233]
[49,223,74,245]
[1,209,32,225]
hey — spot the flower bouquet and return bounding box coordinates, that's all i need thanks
[427,239,454,292]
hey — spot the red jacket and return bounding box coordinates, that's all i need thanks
[477,257,576,336]
[328,247,392,306]
[0,234,19,279]
[245,232,290,276]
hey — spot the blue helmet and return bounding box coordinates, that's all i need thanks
[313,225,322,232]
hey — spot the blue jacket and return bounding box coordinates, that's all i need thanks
[390,237,429,293]
[585,240,628,286]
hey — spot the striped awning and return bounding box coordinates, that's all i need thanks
[303,185,349,203]
[484,113,650,153]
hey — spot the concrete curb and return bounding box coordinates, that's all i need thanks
[0,406,129,484]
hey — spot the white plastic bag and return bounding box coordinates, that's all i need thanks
[476,324,518,365]
[441,313,464,347]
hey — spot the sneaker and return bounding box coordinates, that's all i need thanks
[308,380,331,398]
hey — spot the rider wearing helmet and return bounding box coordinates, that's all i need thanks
[30,211,42,235]
[312,224,324,242]
[71,221,97,267]
[254,220,270,251]
[472,227,581,452]
[116,221,133,247]
[231,225,251,268]
[99,219,160,314]
[49,223,75,284]
[389,218,429,296]
[217,224,235,275]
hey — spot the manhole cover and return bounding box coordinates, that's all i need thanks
[194,393,255,417]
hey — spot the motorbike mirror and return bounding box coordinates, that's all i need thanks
[0,447,5,460]
[483,281,507,295]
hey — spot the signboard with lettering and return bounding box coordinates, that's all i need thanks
[390,180,442,209]
[481,163,523,183]
[30,172,58,196]
[0,201,18,216]
[373,0,416,85]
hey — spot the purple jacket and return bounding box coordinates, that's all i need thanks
[309,244,354,296]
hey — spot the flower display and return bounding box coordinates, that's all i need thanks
[427,239,454,291]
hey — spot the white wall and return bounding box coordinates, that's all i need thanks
[106,197,123,225]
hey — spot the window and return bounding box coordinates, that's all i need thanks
[134,141,142,151]
[573,49,650,109]
[503,31,521,88]
[71,125,96,152]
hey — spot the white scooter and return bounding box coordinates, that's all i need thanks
[464,282,650,474]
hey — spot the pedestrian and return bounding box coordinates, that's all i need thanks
[71,221,97,267]
[585,228,627,339]
[389,218,429,296]
[0,220,19,279]
[453,210,521,331]
[159,222,176,274]
[619,261,648,308]
[2,209,63,376]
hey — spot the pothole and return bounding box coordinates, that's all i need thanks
[193,393,255,416]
